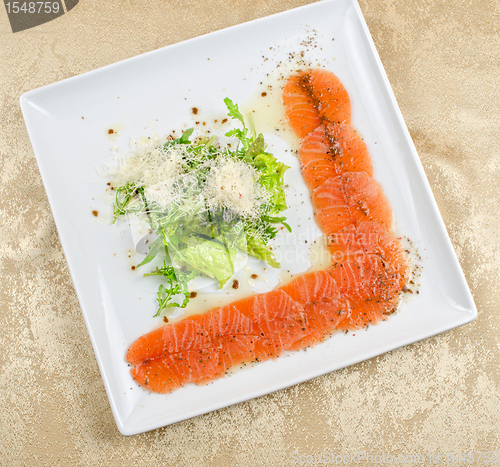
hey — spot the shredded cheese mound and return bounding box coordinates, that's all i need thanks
[106,143,270,219]
[202,157,259,218]
[109,145,186,186]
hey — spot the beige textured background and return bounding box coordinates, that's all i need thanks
[1,0,499,465]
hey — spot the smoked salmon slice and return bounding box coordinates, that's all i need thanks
[286,297,351,350]
[283,69,352,138]
[328,254,404,330]
[300,124,373,190]
[336,296,400,331]
[327,222,409,329]
[279,269,351,348]
[313,172,393,235]
[328,221,409,278]
[278,268,338,304]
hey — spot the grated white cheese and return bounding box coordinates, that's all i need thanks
[106,143,269,219]
[202,157,260,218]
[108,145,187,187]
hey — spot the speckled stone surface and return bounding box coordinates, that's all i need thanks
[1,0,499,465]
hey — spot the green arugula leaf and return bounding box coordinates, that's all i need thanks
[164,128,193,148]
[144,261,193,316]
[136,236,164,268]
[113,182,138,222]
[244,135,265,161]
[224,97,245,126]
[179,128,193,144]
[261,215,292,233]
[224,128,253,154]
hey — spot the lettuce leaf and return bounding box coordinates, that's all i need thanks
[245,233,280,268]
[253,153,289,214]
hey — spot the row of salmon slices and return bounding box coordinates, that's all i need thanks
[125,68,410,394]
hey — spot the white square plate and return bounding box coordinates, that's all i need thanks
[21,0,477,435]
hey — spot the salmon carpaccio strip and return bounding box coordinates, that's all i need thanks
[127,273,350,393]
[313,172,394,234]
[126,68,409,393]
[283,69,352,138]
[290,69,409,329]
[300,123,373,190]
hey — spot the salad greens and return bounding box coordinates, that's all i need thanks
[111,98,291,316]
